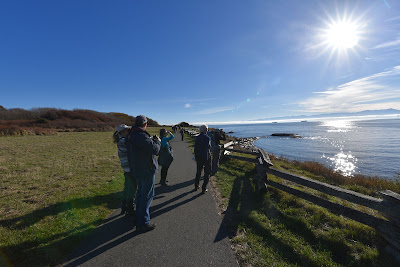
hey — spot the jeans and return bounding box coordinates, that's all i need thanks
[195,158,211,190]
[135,171,155,226]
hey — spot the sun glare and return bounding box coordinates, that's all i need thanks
[326,21,360,49]
[314,12,366,62]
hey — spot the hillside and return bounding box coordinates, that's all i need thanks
[0,107,159,136]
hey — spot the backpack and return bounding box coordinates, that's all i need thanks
[158,144,173,167]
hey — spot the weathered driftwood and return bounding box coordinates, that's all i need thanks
[266,167,383,210]
[223,141,235,148]
[257,149,273,167]
[225,147,259,156]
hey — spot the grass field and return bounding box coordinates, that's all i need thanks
[183,133,399,266]
[0,127,166,266]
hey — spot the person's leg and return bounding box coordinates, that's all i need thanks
[160,166,169,185]
[141,172,155,226]
[202,158,212,192]
[125,172,136,215]
[121,172,130,214]
[135,175,144,225]
[195,160,203,190]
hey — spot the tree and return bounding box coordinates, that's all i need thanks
[0,105,6,111]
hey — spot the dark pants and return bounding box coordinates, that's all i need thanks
[195,158,211,190]
[135,172,155,226]
[122,172,137,211]
[181,134,184,141]
[160,166,169,184]
[212,149,221,175]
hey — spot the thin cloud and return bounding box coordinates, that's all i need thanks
[373,37,400,49]
[298,66,400,113]
[184,103,191,108]
[385,16,400,22]
[196,106,236,115]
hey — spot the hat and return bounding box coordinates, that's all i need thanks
[116,124,131,134]
[135,115,148,126]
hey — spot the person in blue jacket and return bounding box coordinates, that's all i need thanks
[159,128,174,185]
[194,124,211,194]
[126,115,161,232]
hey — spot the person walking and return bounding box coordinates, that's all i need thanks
[113,124,136,216]
[194,124,211,194]
[210,128,226,175]
[180,128,184,141]
[158,129,174,186]
[126,115,161,232]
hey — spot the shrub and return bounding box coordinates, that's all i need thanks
[35,118,49,124]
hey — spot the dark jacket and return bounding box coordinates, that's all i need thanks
[215,130,227,146]
[209,130,227,151]
[126,127,161,176]
[194,132,211,161]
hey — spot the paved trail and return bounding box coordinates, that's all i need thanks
[63,138,238,267]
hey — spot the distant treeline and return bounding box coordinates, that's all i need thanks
[0,105,159,136]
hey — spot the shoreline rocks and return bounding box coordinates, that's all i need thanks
[231,137,259,152]
[271,133,301,138]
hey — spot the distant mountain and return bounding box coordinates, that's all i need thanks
[255,109,400,121]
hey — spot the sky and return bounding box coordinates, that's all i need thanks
[1,0,400,125]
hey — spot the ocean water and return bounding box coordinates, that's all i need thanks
[211,119,400,180]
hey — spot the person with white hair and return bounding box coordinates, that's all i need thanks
[194,124,212,193]
[113,124,136,216]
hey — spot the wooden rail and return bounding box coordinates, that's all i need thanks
[220,142,400,255]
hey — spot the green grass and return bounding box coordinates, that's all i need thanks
[0,127,167,266]
[184,134,399,266]
[214,157,397,266]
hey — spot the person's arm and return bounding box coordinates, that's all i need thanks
[166,132,174,141]
[142,134,161,155]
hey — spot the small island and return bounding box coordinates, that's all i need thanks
[271,133,301,138]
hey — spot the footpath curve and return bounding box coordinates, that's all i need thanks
[63,137,238,266]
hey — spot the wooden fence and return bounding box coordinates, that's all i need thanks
[184,128,400,256]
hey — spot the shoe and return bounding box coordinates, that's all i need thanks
[201,189,208,194]
[120,201,127,215]
[136,223,156,232]
[195,185,200,191]
[126,208,136,217]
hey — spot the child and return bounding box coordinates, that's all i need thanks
[113,124,136,215]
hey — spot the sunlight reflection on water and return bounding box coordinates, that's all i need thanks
[320,120,358,176]
[323,150,358,176]
[321,120,356,133]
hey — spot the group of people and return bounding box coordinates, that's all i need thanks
[113,115,225,232]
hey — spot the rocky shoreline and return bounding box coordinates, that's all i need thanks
[231,137,259,152]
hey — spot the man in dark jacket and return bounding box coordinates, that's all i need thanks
[194,124,211,193]
[210,128,227,175]
[126,115,161,232]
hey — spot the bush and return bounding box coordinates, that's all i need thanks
[35,118,49,124]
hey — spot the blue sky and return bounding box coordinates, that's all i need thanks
[1,0,400,125]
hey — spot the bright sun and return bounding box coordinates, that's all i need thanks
[326,21,360,49]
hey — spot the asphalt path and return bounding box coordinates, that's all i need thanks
[63,137,238,267]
